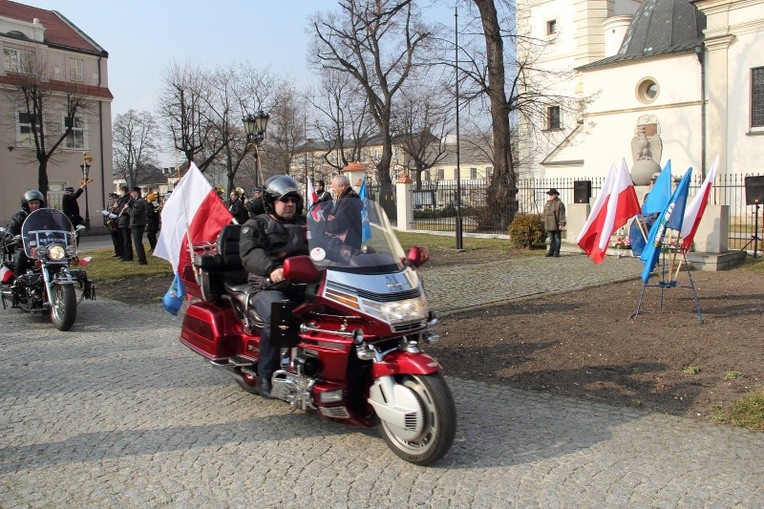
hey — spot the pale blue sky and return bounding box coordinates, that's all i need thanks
[23,1,457,163]
[25,1,456,115]
[25,1,341,115]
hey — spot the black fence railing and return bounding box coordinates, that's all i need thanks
[367,172,763,249]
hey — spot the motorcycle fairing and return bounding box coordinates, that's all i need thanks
[371,350,442,378]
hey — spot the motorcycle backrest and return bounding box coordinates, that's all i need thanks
[217,225,245,271]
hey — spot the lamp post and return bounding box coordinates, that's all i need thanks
[243,110,269,188]
[80,154,91,229]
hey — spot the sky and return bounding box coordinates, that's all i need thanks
[22,0,457,165]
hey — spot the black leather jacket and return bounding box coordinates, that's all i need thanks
[239,213,308,286]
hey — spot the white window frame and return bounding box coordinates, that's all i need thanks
[69,58,84,82]
[3,47,33,73]
[63,115,88,150]
[16,111,40,147]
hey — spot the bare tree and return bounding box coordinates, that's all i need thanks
[311,0,434,214]
[309,69,376,173]
[112,109,159,187]
[266,81,308,180]
[457,0,582,229]
[159,61,222,171]
[5,50,86,198]
[392,84,450,189]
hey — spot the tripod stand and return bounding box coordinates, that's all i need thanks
[741,202,761,258]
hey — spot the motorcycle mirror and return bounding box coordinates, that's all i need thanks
[406,245,429,268]
[283,255,320,283]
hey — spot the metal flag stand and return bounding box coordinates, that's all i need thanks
[633,240,704,323]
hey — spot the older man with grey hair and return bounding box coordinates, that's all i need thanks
[325,174,363,257]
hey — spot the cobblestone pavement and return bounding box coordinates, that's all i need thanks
[2,255,763,509]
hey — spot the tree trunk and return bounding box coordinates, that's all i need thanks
[473,0,517,231]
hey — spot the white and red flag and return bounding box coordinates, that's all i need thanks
[577,159,641,264]
[153,162,233,275]
[680,155,719,252]
[306,177,318,209]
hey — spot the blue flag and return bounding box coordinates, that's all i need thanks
[162,272,186,315]
[640,168,692,283]
[358,178,372,243]
[642,160,672,215]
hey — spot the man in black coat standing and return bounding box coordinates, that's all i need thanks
[117,185,133,261]
[62,183,86,244]
[127,186,148,265]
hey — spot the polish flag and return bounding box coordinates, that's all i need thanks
[306,177,318,209]
[577,159,641,264]
[680,155,719,252]
[153,162,233,275]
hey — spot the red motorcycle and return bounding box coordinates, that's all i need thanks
[179,200,455,465]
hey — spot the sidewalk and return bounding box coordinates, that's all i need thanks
[422,253,643,315]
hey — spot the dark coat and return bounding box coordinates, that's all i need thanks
[146,202,160,232]
[128,198,147,228]
[8,210,28,236]
[62,188,84,227]
[542,197,566,232]
[325,188,363,250]
[116,194,132,229]
[239,214,308,285]
[229,198,248,224]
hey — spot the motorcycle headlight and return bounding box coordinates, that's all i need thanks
[360,295,428,325]
[65,245,77,257]
[47,244,66,261]
[34,246,47,259]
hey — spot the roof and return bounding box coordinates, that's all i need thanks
[0,0,107,56]
[578,0,705,70]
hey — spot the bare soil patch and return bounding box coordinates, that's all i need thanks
[97,251,764,424]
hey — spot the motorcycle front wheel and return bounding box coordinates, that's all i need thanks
[378,373,456,466]
[50,284,77,331]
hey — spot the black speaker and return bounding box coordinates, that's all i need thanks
[745,176,764,205]
[573,180,592,204]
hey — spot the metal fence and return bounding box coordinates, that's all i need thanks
[369,172,763,249]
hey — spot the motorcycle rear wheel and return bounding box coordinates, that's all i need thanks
[378,373,456,466]
[50,284,77,331]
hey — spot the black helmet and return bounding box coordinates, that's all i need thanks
[263,175,301,214]
[21,189,45,212]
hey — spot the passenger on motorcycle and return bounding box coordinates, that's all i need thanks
[8,189,45,281]
[239,175,309,399]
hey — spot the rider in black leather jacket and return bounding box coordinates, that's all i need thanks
[239,175,308,399]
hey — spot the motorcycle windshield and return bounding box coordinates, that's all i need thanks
[21,208,76,258]
[306,199,406,274]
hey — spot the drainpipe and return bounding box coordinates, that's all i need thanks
[97,53,106,210]
[695,43,706,180]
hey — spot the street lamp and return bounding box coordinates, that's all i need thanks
[80,153,92,229]
[243,110,269,188]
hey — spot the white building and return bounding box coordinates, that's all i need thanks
[517,0,764,185]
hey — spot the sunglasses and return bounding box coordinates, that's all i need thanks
[279,196,299,204]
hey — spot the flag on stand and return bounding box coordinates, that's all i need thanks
[577,159,641,264]
[640,168,692,283]
[680,156,719,252]
[153,162,233,313]
[358,177,372,243]
[642,159,672,215]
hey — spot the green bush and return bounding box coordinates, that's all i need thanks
[508,214,546,249]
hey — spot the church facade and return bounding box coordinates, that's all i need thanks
[516,0,764,184]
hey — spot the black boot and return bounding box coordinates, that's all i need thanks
[259,377,274,399]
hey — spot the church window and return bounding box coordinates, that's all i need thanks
[547,106,561,130]
[751,67,764,128]
[637,78,659,103]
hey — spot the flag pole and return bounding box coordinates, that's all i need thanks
[635,216,648,242]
